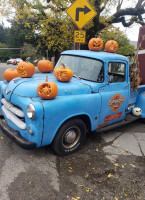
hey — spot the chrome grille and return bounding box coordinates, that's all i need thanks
[1,98,26,130]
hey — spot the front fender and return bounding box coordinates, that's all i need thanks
[41,93,101,146]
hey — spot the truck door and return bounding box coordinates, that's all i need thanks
[98,61,129,126]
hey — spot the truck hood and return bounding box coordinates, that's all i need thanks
[3,73,93,100]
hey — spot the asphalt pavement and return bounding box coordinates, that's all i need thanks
[0,63,145,200]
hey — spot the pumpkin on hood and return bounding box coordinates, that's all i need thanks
[37,76,58,100]
[88,38,103,51]
[37,60,53,73]
[54,63,73,82]
[4,68,19,82]
[17,62,35,78]
[105,40,118,53]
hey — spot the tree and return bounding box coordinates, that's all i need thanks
[87,0,145,38]
[0,0,143,57]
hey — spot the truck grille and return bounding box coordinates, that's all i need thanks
[1,98,26,130]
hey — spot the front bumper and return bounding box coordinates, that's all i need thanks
[0,116,36,150]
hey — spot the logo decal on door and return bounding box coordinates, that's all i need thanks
[108,94,125,112]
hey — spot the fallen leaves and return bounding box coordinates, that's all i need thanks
[130,164,136,168]
[72,197,80,200]
[108,173,113,178]
[84,173,89,178]
[86,188,90,192]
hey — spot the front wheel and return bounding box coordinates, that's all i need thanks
[51,118,86,156]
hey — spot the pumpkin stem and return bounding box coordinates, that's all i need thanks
[46,76,48,82]
[61,63,66,68]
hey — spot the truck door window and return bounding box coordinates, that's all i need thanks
[108,62,125,83]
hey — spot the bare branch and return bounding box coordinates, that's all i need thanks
[108,5,145,27]
[117,0,124,11]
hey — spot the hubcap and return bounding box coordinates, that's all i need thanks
[63,126,81,149]
[64,130,77,144]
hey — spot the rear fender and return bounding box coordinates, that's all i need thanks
[136,91,145,118]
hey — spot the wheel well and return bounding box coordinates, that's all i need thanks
[66,115,91,132]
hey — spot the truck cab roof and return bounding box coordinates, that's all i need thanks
[61,50,129,63]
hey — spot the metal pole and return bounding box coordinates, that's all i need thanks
[47,50,48,60]
[74,25,80,50]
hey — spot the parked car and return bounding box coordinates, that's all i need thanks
[15,58,23,64]
[12,60,17,65]
[7,59,16,65]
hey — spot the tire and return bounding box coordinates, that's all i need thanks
[52,118,86,156]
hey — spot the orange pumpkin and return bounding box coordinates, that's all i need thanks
[17,62,35,78]
[4,68,19,82]
[54,63,73,82]
[88,38,103,51]
[37,76,58,100]
[37,60,53,73]
[105,40,118,53]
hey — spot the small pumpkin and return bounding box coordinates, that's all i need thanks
[54,63,73,82]
[37,60,53,73]
[17,61,35,78]
[88,38,103,51]
[37,76,58,100]
[4,68,19,82]
[105,40,118,53]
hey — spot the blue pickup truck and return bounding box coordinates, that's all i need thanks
[0,50,144,155]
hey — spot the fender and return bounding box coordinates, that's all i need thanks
[135,91,145,118]
[41,93,101,146]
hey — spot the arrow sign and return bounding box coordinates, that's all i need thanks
[75,6,91,21]
[66,0,97,29]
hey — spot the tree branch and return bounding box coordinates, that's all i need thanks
[108,5,145,27]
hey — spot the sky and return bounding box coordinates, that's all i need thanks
[115,23,141,42]
[111,0,141,42]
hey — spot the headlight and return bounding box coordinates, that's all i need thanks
[27,104,35,119]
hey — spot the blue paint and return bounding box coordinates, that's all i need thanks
[0,50,144,148]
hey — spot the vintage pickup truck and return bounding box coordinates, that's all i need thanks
[0,50,145,155]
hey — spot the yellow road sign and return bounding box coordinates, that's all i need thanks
[66,0,97,29]
[74,30,86,43]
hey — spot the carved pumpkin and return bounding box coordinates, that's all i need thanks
[105,40,118,53]
[88,38,103,51]
[4,68,19,82]
[37,76,58,100]
[17,61,35,78]
[54,63,73,82]
[37,60,53,73]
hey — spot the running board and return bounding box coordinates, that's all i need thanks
[96,114,140,133]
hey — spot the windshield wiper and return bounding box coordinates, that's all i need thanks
[73,75,82,79]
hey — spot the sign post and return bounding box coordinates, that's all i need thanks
[66,0,97,49]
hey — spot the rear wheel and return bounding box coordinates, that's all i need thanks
[52,118,86,155]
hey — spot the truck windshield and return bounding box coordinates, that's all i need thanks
[55,55,104,82]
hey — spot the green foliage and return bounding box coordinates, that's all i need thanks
[97,27,135,55]
[22,43,39,60]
